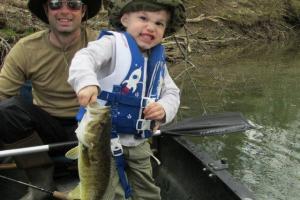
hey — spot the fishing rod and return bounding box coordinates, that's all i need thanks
[0,174,68,200]
[0,112,255,158]
[0,163,16,170]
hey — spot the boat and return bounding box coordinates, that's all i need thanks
[0,135,255,200]
[0,112,255,199]
[153,135,255,200]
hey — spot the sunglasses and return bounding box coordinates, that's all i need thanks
[48,0,84,11]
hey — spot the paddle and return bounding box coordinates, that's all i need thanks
[0,112,254,158]
[0,141,78,158]
[156,112,254,136]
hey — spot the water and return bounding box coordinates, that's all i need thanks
[171,40,300,200]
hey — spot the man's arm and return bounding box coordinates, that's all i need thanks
[0,42,27,100]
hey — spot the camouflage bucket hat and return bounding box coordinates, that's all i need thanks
[28,0,102,24]
[108,0,186,36]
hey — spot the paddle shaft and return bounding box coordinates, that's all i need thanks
[0,141,78,158]
[0,174,68,200]
[0,112,253,157]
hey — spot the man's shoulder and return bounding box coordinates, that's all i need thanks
[18,30,48,45]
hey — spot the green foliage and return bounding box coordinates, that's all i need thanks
[0,27,35,43]
[0,28,17,42]
[22,28,35,36]
[0,28,16,37]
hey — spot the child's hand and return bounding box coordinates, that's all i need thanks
[143,102,166,122]
[77,85,98,106]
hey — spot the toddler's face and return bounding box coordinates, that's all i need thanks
[121,10,170,52]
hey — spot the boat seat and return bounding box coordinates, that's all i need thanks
[20,81,33,103]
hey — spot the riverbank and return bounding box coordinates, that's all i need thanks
[164,0,300,61]
[1,0,300,63]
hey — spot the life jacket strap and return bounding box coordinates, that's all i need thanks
[136,119,152,131]
[114,153,132,199]
[135,130,153,139]
[76,106,86,121]
[111,136,123,157]
[110,135,132,198]
[99,90,155,108]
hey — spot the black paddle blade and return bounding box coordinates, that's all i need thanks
[160,112,255,136]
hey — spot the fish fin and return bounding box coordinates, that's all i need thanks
[65,146,79,160]
[67,183,81,200]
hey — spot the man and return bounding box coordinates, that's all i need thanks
[0,0,101,199]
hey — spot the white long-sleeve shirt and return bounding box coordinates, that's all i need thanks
[68,34,180,146]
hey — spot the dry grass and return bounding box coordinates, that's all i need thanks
[0,0,300,64]
[0,36,10,67]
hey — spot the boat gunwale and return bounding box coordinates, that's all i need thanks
[153,135,255,200]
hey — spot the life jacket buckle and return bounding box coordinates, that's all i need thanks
[141,97,155,108]
[111,137,123,156]
[136,119,152,131]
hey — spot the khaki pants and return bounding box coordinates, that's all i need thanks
[102,141,161,200]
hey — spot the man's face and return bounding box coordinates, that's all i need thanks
[44,0,86,34]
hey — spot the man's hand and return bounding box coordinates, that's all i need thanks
[77,85,98,106]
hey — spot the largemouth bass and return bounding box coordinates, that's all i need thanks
[65,102,111,200]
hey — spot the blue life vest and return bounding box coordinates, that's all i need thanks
[97,31,166,138]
